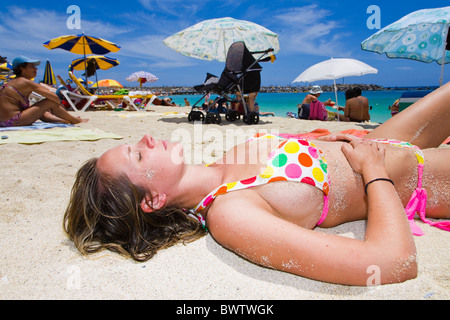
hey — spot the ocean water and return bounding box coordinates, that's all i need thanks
[170,90,407,124]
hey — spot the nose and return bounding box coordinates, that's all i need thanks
[140,134,155,149]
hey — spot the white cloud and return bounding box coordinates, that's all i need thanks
[272,4,353,57]
[115,34,198,69]
[138,0,203,17]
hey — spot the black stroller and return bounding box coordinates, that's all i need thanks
[188,41,274,124]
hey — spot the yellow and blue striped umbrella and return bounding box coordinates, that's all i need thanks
[43,60,57,85]
[44,33,120,87]
[70,55,119,71]
[43,33,121,55]
[0,62,12,71]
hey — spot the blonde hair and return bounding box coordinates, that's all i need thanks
[63,158,206,262]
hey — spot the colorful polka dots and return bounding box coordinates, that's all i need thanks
[284,141,300,154]
[272,153,288,167]
[285,163,302,179]
[312,167,324,182]
[298,153,313,167]
[241,176,257,185]
[193,134,329,213]
[260,167,274,178]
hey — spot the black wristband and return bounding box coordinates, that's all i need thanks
[364,178,394,195]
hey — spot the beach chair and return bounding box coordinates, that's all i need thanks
[56,75,98,111]
[67,72,156,111]
[188,41,275,124]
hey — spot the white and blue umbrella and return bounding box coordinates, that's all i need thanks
[163,17,279,62]
[362,6,450,86]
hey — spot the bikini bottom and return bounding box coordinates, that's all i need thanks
[0,113,21,127]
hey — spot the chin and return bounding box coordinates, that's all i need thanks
[170,142,185,165]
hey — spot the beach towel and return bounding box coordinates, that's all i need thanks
[0,122,73,131]
[279,128,371,140]
[280,129,449,145]
[0,127,122,145]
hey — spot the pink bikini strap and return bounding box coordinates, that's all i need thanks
[405,164,450,235]
[316,194,329,226]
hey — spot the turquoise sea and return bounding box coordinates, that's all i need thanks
[170,91,408,124]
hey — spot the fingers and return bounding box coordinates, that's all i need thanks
[317,133,361,142]
[348,139,386,155]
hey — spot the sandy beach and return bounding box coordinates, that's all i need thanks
[0,106,448,300]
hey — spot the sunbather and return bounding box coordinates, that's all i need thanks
[0,56,88,127]
[64,83,450,286]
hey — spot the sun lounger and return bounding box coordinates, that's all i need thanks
[67,72,156,111]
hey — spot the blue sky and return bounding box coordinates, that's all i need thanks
[1,0,449,88]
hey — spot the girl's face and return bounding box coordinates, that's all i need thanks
[97,135,185,196]
[21,63,38,79]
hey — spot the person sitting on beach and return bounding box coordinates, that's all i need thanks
[354,87,371,121]
[0,56,88,127]
[64,83,450,286]
[336,88,368,123]
[298,85,335,119]
[389,99,400,117]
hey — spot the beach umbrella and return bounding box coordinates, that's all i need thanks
[91,79,123,88]
[43,33,121,86]
[42,60,57,86]
[126,71,158,88]
[163,17,279,62]
[0,62,12,71]
[43,33,121,55]
[361,6,450,86]
[70,55,119,71]
[293,58,378,108]
[0,62,13,82]
[70,55,120,86]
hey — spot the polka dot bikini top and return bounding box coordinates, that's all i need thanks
[190,134,330,229]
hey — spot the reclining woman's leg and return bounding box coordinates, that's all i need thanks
[366,82,450,149]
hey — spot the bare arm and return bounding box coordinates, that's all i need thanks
[208,140,417,286]
[27,80,61,105]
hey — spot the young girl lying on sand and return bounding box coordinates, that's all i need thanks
[64,83,450,286]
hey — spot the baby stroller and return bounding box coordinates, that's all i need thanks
[188,41,274,124]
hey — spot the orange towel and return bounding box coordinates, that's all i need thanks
[279,129,369,140]
[281,130,449,146]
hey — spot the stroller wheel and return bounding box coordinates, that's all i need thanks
[244,111,259,125]
[205,113,213,124]
[205,112,222,124]
[225,110,240,122]
[188,110,204,122]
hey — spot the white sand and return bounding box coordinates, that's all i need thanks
[0,106,448,300]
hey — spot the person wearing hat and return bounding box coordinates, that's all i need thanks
[297,85,335,120]
[0,55,88,127]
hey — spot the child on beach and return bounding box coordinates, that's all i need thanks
[64,83,450,286]
[0,56,88,127]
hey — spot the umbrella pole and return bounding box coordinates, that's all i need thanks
[82,35,88,89]
[439,27,448,87]
[334,78,339,122]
